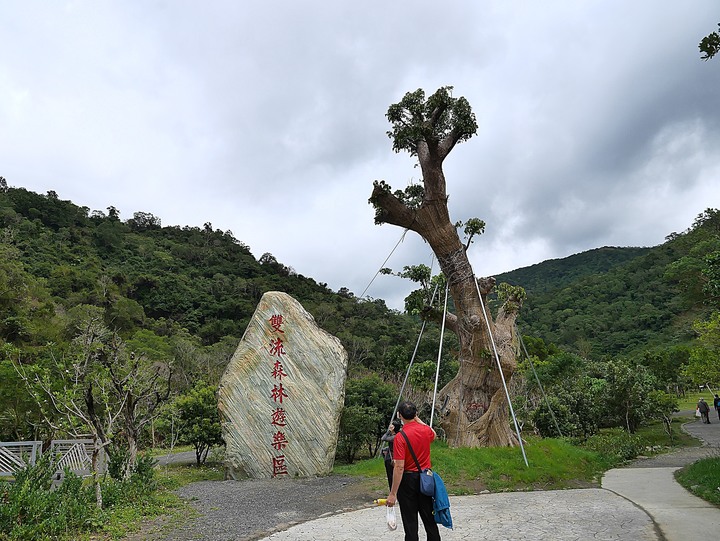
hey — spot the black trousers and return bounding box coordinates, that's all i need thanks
[397,471,441,541]
[384,459,394,490]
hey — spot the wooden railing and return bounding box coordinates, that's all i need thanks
[0,439,105,479]
[0,441,43,477]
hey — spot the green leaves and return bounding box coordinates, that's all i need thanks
[385,86,478,156]
[699,23,720,60]
[174,382,223,466]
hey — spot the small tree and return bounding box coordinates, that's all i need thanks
[603,359,658,433]
[646,389,679,442]
[342,375,398,457]
[175,382,224,466]
[14,314,123,508]
[336,405,380,464]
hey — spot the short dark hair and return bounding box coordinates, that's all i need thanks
[391,420,402,431]
[398,401,417,420]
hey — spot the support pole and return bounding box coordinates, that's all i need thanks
[474,279,529,467]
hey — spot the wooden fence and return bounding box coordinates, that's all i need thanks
[0,439,105,480]
[0,441,42,477]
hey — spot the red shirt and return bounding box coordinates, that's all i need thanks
[393,421,435,472]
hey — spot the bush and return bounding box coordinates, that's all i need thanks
[107,444,130,480]
[581,429,648,465]
[102,453,158,507]
[531,387,601,439]
[0,455,97,541]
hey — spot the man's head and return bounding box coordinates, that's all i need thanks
[391,419,402,432]
[397,401,417,421]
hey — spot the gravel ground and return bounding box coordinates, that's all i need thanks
[125,474,381,541]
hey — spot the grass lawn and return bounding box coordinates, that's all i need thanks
[334,418,699,494]
[678,390,720,411]
[676,456,720,506]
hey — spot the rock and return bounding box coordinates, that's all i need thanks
[219,291,348,479]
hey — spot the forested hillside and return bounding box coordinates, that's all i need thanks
[496,211,718,358]
[1,182,718,453]
[0,184,459,445]
[496,246,651,295]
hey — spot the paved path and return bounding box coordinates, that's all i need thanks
[256,414,720,541]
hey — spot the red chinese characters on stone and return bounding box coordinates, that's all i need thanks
[269,314,285,333]
[272,455,288,476]
[268,313,290,477]
[271,431,289,451]
[272,360,288,381]
[269,337,286,357]
[270,382,288,404]
[271,407,287,427]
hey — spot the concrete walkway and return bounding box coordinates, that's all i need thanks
[258,415,720,541]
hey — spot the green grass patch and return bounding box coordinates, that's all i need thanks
[85,462,224,540]
[676,455,720,506]
[335,419,703,495]
[637,417,700,448]
[148,445,194,457]
[677,391,717,411]
[335,437,607,493]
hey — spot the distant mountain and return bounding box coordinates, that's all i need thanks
[492,211,719,358]
[495,246,652,295]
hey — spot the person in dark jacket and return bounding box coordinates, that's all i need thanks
[381,420,402,489]
[698,397,711,424]
[714,394,720,421]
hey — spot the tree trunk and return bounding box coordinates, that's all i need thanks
[371,139,523,448]
[123,398,139,480]
[91,434,103,508]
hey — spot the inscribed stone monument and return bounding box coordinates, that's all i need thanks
[218,291,348,479]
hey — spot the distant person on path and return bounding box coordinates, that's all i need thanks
[714,394,720,421]
[698,397,711,424]
[387,401,440,541]
[381,419,402,489]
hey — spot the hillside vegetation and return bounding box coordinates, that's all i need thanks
[496,216,717,358]
[1,183,718,447]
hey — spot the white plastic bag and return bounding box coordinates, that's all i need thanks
[386,505,397,531]
[696,408,701,418]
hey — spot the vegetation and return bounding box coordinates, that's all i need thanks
[336,418,698,494]
[700,23,720,60]
[2,172,720,532]
[0,452,167,541]
[173,382,224,466]
[676,456,720,506]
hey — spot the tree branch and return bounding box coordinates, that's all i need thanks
[370,183,419,230]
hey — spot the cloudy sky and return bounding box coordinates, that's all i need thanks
[2,1,719,310]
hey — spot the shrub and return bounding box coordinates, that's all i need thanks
[581,429,648,465]
[107,444,131,480]
[0,455,97,541]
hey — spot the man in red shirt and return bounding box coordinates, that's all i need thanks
[387,401,440,541]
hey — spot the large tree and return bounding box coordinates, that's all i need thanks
[369,87,525,447]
